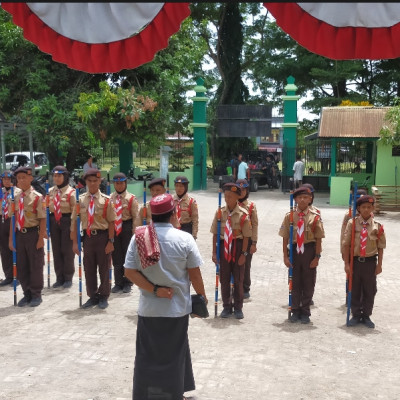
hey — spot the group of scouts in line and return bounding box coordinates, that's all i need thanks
[0,166,386,328]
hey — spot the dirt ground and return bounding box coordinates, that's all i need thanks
[0,180,399,400]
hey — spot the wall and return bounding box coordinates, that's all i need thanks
[375,142,400,185]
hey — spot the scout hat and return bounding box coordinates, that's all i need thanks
[0,170,13,178]
[300,183,315,203]
[148,177,166,189]
[83,168,101,180]
[293,186,312,199]
[236,179,249,188]
[356,194,375,207]
[113,172,127,182]
[52,165,68,175]
[222,182,242,196]
[14,166,33,175]
[174,176,189,184]
[356,188,367,198]
[150,193,175,215]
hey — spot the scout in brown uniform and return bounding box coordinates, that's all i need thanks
[343,195,385,328]
[279,187,325,324]
[236,179,258,299]
[210,183,252,319]
[0,171,20,286]
[71,168,116,309]
[135,177,179,228]
[173,175,198,239]
[110,172,139,293]
[48,166,76,289]
[9,167,47,307]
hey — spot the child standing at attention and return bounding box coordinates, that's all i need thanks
[279,187,325,324]
[343,195,385,328]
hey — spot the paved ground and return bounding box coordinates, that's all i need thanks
[0,181,399,400]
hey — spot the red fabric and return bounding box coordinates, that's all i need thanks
[1,3,191,73]
[296,212,305,255]
[135,223,160,269]
[3,192,9,220]
[17,193,25,230]
[360,222,368,257]
[54,189,61,224]
[224,214,233,262]
[86,195,95,237]
[115,195,122,237]
[264,3,400,60]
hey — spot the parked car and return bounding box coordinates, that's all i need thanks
[4,152,48,174]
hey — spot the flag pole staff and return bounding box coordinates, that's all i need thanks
[214,176,222,317]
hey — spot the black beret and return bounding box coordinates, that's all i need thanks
[236,179,249,189]
[52,165,68,175]
[113,172,127,182]
[174,175,189,184]
[83,168,101,180]
[356,195,375,207]
[14,166,32,175]
[222,183,242,196]
[148,177,166,189]
[293,187,312,198]
[0,170,13,178]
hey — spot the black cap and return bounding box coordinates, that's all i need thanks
[14,166,33,175]
[113,172,127,182]
[52,165,68,175]
[356,195,375,207]
[236,179,249,189]
[222,183,242,196]
[83,168,101,180]
[174,176,189,184]
[148,177,166,189]
[293,187,312,198]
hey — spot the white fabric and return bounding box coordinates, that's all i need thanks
[27,3,164,44]
[293,160,305,181]
[298,3,400,28]
[238,161,248,180]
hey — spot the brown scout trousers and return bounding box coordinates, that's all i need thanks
[0,218,13,279]
[351,256,377,318]
[291,242,317,317]
[243,238,253,293]
[219,238,245,311]
[50,214,75,283]
[16,229,45,298]
[83,230,111,299]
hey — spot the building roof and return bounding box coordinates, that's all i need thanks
[318,106,392,138]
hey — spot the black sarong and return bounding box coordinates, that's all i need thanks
[133,314,195,400]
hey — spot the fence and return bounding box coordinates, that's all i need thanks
[371,185,400,213]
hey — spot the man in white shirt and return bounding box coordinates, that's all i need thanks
[293,156,305,188]
[237,155,249,180]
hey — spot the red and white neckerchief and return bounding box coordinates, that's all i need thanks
[360,220,368,257]
[54,189,62,224]
[86,194,95,237]
[17,192,25,230]
[115,194,122,236]
[176,197,183,224]
[296,211,305,254]
[2,191,9,220]
[224,212,233,262]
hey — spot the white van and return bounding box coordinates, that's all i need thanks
[4,152,48,173]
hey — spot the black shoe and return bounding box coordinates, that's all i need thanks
[347,316,361,327]
[30,297,42,307]
[122,283,132,293]
[52,281,64,289]
[82,297,99,309]
[0,277,13,286]
[363,316,375,329]
[111,285,122,293]
[63,281,72,289]
[220,308,231,318]
[234,310,244,319]
[243,291,250,299]
[17,296,31,307]
[98,298,109,309]
[300,314,310,324]
[289,312,300,323]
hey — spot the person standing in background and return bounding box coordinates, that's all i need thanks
[293,155,305,188]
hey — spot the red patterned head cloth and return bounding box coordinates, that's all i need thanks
[135,223,160,269]
[356,195,375,207]
[150,193,175,215]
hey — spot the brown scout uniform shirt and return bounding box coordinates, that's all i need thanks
[71,190,116,231]
[49,185,76,214]
[14,186,46,227]
[343,215,386,257]
[4,186,22,219]
[210,204,252,239]
[238,199,258,242]
[110,191,139,234]
[278,206,325,243]
[173,193,199,238]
